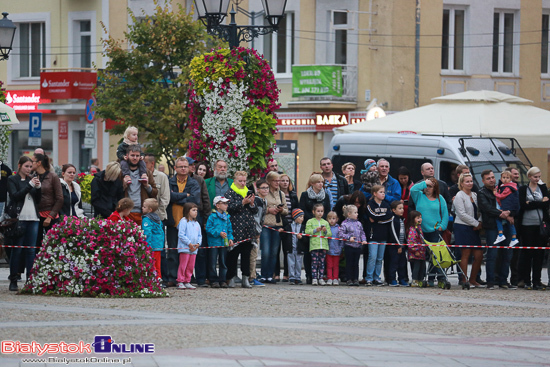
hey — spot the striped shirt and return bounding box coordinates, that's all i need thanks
[325,174,339,209]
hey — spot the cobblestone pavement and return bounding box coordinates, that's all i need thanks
[1,266,549,367]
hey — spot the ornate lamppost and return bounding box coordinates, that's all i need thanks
[0,12,16,61]
[193,0,287,48]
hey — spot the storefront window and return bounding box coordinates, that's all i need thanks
[10,130,53,166]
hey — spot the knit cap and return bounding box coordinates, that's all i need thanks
[361,159,377,174]
[292,208,304,220]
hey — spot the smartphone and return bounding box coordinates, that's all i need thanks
[277,204,284,208]
[246,192,253,198]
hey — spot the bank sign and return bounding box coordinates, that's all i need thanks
[292,65,342,97]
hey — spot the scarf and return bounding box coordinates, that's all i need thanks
[307,186,325,201]
[215,210,228,221]
[230,182,248,198]
[143,212,161,224]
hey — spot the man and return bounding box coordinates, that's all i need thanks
[205,160,233,210]
[478,169,516,289]
[376,158,401,203]
[320,157,349,209]
[0,161,12,215]
[449,165,479,198]
[90,158,100,174]
[121,145,158,225]
[158,164,166,174]
[187,156,211,287]
[268,159,279,172]
[505,166,521,184]
[165,156,201,287]
[144,154,170,282]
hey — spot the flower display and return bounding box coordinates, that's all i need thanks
[76,173,94,204]
[21,217,167,298]
[188,47,280,177]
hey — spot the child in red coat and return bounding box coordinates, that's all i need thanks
[107,198,134,222]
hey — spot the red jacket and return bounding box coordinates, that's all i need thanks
[107,211,129,222]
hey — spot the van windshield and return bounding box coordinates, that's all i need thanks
[469,162,529,186]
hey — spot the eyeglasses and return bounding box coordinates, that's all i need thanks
[176,166,187,169]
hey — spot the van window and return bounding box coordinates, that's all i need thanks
[439,161,459,187]
[331,155,431,183]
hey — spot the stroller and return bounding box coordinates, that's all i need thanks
[423,236,470,290]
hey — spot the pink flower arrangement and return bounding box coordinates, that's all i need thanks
[21,217,167,298]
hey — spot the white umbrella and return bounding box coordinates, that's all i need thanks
[0,101,20,125]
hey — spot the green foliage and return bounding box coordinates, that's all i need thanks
[0,81,9,162]
[241,107,277,170]
[94,0,224,172]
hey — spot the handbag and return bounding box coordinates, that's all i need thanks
[1,200,25,240]
[527,187,550,240]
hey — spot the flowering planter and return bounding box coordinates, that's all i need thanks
[21,217,167,298]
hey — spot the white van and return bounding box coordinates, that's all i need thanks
[328,133,532,186]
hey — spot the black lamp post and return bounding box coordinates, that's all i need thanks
[194,0,287,49]
[0,12,16,61]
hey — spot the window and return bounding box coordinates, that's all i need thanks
[492,11,516,73]
[263,13,294,75]
[79,20,92,68]
[18,22,46,78]
[441,8,465,71]
[333,11,348,65]
[542,14,549,74]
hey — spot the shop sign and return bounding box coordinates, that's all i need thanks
[5,90,51,113]
[40,72,97,100]
[59,121,68,140]
[292,65,342,97]
[277,111,366,132]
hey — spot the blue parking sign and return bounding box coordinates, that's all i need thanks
[28,112,42,146]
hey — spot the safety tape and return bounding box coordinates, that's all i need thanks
[261,225,550,250]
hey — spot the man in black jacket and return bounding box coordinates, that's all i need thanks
[0,161,12,215]
[320,157,349,210]
[478,169,515,289]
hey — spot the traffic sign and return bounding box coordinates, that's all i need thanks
[28,112,42,146]
[86,96,96,123]
[84,124,96,148]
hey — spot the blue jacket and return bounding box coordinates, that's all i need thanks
[205,210,234,248]
[166,175,201,226]
[177,218,202,254]
[359,174,401,204]
[328,224,343,255]
[142,213,164,251]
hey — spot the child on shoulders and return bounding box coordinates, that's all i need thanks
[117,126,147,182]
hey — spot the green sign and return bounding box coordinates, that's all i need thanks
[0,112,11,123]
[292,65,343,97]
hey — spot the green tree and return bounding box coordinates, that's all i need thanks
[0,81,9,162]
[94,1,223,173]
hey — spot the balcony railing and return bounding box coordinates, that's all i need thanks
[291,64,357,103]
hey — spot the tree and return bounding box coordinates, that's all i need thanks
[0,81,9,162]
[94,1,223,173]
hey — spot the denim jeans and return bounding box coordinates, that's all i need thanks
[366,243,386,282]
[485,228,513,285]
[10,221,39,280]
[260,226,281,279]
[207,247,228,283]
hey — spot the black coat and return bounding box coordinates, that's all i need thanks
[225,188,258,242]
[6,174,41,217]
[90,170,124,218]
[166,175,201,227]
[478,186,504,230]
[518,183,550,225]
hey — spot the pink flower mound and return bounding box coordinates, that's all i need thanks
[21,217,167,298]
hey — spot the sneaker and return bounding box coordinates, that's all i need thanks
[220,282,228,288]
[502,283,517,290]
[353,280,360,286]
[494,234,506,244]
[289,280,295,285]
[399,280,410,287]
[319,279,326,286]
[533,284,546,291]
[184,283,196,290]
[326,279,333,286]
[295,280,303,285]
[486,283,495,290]
[359,279,367,285]
[509,238,519,247]
[366,281,373,286]
[312,279,318,286]
[347,280,353,286]
[373,280,384,286]
[477,279,487,286]
[389,280,399,287]
[267,278,277,284]
[410,280,419,287]
[177,282,186,289]
[198,283,209,288]
[499,283,508,289]
[525,284,533,290]
[333,279,339,286]
[210,282,220,288]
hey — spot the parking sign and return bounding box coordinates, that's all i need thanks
[28,112,42,146]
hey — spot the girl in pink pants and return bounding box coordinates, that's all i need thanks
[177,203,201,290]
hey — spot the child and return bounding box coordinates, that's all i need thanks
[250,179,269,286]
[366,185,393,286]
[288,208,306,285]
[494,171,520,246]
[205,196,234,288]
[387,200,409,286]
[107,198,134,222]
[305,203,332,286]
[340,205,367,286]
[141,198,164,282]
[407,210,426,287]
[326,211,343,285]
[117,126,147,182]
[177,202,202,290]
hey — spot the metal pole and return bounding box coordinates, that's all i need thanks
[229,8,239,49]
[414,0,421,108]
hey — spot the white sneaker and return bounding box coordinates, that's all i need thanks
[177,282,186,289]
[326,279,333,285]
[312,279,318,286]
[319,279,326,286]
[509,238,519,247]
[494,235,506,244]
[184,283,196,290]
[333,279,339,286]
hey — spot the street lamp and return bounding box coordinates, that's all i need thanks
[194,0,287,49]
[0,12,16,61]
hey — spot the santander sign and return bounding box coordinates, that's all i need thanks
[5,90,51,113]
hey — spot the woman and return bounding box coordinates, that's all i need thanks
[278,173,299,281]
[224,171,257,288]
[410,177,448,286]
[195,162,211,179]
[334,190,367,225]
[299,173,332,284]
[59,164,85,219]
[518,166,549,290]
[33,153,63,248]
[342,162,361,193]
[260,171,288,283]
[453,173,483,287]
[6,156,41,291]
[90,162,125,218]
[397,166,414,224]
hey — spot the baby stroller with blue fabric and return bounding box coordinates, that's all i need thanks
[423,236,470,290]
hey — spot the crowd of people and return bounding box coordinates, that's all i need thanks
[1,126,550,292]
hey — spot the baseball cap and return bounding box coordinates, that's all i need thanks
[185,156,196,165]
[213,196,230,205]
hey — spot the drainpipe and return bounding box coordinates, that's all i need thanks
[414,0,421,108]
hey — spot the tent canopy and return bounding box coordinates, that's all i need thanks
[336,90,549,148]
[0,102,20,126]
